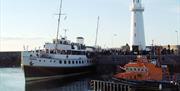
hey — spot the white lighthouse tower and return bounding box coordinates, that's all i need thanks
[130,0,146,51]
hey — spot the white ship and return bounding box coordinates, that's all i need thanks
[21,0,95,81]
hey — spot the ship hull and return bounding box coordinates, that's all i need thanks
[22,65,95,81]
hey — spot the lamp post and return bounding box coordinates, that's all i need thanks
[175,30,179,55]
[175,30,179,45]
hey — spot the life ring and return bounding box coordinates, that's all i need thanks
[29,61,34,66]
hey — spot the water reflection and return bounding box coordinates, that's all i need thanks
[0,68,93,91]
[0,68,25,91]
[26,77,91,91]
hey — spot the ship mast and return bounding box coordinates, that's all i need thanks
[95,16,100,46]
[55,0,63,53]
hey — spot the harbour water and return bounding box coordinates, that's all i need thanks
[0,68,92,91]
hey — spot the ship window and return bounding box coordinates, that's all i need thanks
[76,61,78,64]
[138,68,140,71]
[130,68,132,71]
[50,50,53,54]
[50,60,52,62]
[79,61,81,64]
[72,61,74,64]
[134,22,136,27]
[68,61,71,64]
[87,60,89,63]
[145,69,147,72]
[44,60,45,62]
[67,50,72,55]
[134,68,136,71]
[54,60,56,63]
[64,60,66,64]
[141,69,144,71]
[59,60,62,64]
[39,60,41,62]
[82,61,84,64]
[134,33,136,37]
[137,0,139,3]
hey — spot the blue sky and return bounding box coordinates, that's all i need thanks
[0,0,180,51]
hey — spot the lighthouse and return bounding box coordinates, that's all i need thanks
[130,0,146,51]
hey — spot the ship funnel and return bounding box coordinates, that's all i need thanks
[76,37,84,44]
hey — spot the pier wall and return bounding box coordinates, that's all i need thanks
[95,55,180,75]
[0,52,21,67]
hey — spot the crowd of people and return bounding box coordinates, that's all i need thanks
[95,47,179,56]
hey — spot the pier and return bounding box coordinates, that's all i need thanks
[0,52,21,67]
[90,79,179,91]
[95,55,180,75]
[0,52,180,74]
[90,80,132,91]
[0,51,180,90]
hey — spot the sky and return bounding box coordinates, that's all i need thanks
[0,0,180,51]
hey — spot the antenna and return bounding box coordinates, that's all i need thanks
[95,16,100,46]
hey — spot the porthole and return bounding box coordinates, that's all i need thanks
[59,60,62,64]
[64,60,66,64]
[68,61,71,64]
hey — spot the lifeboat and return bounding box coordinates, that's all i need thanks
[114,56,164,81]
